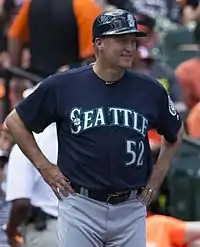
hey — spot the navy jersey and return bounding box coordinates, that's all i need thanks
[15,65,181,191]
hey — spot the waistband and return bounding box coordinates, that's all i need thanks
[71,183,143,205]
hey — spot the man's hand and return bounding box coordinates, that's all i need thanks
[39,163,76,200]
[139,185,157,206]
[7,234,23,247]
[139,171,164,206]
[140,124,184,206]
[3,225,23,247]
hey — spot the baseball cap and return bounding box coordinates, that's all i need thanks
[92,9,146,41]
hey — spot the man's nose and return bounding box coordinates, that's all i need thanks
[125,40,136,52]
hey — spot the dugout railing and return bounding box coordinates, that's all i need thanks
[168,134,200,221]
[1,67,43,119]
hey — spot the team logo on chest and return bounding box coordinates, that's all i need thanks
[70,107,148,137]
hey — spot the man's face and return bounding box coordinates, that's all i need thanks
[99,34,137,69]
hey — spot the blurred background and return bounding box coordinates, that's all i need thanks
[0,0,200,246]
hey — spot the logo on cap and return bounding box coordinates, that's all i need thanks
[127,14,135,28]
[98,15,110,24]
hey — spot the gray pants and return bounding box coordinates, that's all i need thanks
[24,219,57,247]
[58,193,146,247]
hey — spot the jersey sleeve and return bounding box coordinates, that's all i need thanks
[156,87,182,143]
[15,75,59,133]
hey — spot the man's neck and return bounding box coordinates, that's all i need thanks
[93,60,125,83]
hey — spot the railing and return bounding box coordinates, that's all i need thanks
[1,67,43,119]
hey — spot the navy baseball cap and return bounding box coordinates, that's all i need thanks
[92,9,146,42]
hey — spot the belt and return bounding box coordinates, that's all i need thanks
[71,183,142,205]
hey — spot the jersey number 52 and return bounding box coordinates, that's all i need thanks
[125,140,144,166]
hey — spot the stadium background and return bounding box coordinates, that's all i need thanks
[0,0,200,246]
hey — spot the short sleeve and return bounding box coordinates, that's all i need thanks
[156,88,182,143]
[15,75,58,133]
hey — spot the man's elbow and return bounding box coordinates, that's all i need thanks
[163,123,184,147]
[5,110,17,131]
[5,109,24,134]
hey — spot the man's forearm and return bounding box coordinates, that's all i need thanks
[6,200,30,238]
[147,124,184,188]
[8,39,23,68]
[5,110,50,171]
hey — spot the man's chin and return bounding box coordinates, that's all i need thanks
[119,62,133,69]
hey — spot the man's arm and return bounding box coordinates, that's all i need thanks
[141,124,183,205]
[175,64,194,109]
[6,110,51,172]
[167,70,187,113]
[5,143,35,246]
[7,0,30,67]
[6,199,30,245]
[140,87,183,205]
[7,38,24,68]
[187,103,200,138]
[5,110,74,199]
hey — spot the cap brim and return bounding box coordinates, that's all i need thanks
[102,29,147,38]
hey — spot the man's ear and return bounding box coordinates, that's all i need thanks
[95,38,104,51]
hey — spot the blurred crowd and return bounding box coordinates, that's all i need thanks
[0,0,200,247]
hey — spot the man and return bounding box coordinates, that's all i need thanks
[146,192,200,247]
[95,0,116,11]
[4,86,58,247]
[186,101,200,138]
[135,13,158,50]
[175,21,200,110]
[176,0,200,24]
[5,123,58,247]
[95,0,135,12]
[5,9,183,247]
[147,214,200,247]
[7,0,101,77]
[0,125,13,247]
[0,124,14,194]
[133,46,184,105]
[133,45,186,163]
